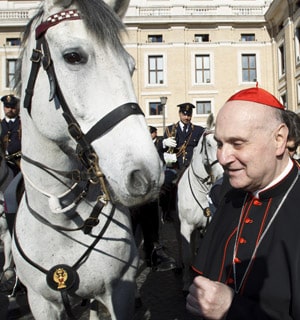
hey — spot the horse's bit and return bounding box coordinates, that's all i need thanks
[16,9,144,319]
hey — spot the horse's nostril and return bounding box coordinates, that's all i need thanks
[126,170,151,196]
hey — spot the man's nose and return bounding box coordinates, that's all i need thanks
[217,145,234,166]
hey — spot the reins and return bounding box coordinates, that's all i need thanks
[187,132,220,236]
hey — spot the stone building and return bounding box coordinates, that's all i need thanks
[1,0,299,132]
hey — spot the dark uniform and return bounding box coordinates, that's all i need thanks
[163,104,204,170]
[0,95,21,176]
[192,162,300,319]
[150,125,164,162]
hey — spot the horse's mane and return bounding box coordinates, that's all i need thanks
[15,0,126,95]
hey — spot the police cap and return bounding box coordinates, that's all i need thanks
[149,126,157,134]
[1,94,19,108]
[177,103,195,116]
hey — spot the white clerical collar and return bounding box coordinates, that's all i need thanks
[254,158,294,198]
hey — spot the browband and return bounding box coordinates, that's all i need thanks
[36,9,81,39]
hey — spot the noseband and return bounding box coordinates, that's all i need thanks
[23,9,144,204]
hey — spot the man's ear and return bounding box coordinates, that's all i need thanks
[275,123,289,156]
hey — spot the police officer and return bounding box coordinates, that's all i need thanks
[160,103,204,220]
[163,103,204,170]
[0,94,21,176]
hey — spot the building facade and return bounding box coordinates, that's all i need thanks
[0,0,298,133]
[124,0,274,133]
[265,0,300,114]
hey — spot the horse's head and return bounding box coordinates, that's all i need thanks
[193,130,223,185]
[19,0,164,207]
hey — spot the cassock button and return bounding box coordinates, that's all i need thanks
[245,217,253,224]
[234,257,241,264]
[227,278,234,284]
[239,237,247,244]
[253,198,262,206]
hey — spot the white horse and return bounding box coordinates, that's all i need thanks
[177,117,223,293]
[12,1,163,319]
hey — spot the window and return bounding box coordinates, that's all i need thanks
[295,27,300,63]
[241,33,255,41]
[195,55,210,83]
[241,54,256,82]
[196,101,211,115]
[6,38,21,46]
[6,59,17,89]
[148,55,164,84]
[194,34,209,42]
[148,35,163,43]
[278,44,285,76]
[149,102,163,116]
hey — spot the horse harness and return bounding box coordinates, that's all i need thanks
[15,9,144,319]
[187,131,219,237]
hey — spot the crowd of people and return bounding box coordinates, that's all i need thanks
[1,87,300,320]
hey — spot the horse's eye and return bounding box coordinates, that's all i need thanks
[63,52,85,64]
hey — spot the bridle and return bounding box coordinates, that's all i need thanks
[187,131,219,236]
[21,9,144,232]
[15,9,144,319]
[199,131,219,180]
[23,9,143,205]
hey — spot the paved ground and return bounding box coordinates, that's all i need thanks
[1,214,199,320]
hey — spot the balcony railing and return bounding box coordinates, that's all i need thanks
[0,10,29,20]
[129,5,268,17]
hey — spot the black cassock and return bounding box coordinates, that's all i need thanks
[192,163,300,320]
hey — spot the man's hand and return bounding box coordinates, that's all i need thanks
[186,276,234,320]
[163,137,177,148]
[163,152,177,164]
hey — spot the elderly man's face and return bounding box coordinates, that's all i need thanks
[214,101,288,192]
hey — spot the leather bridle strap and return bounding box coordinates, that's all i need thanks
[85,103,143,144]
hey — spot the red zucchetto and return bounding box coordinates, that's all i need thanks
[227,85,285,110]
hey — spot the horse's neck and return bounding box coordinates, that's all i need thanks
[21,122,78,194]
[188,162,210,193]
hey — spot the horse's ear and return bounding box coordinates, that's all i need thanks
[103,0,130,19]
[206,113,215,130]
[52,0,73,7]
[44,0,73,12]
